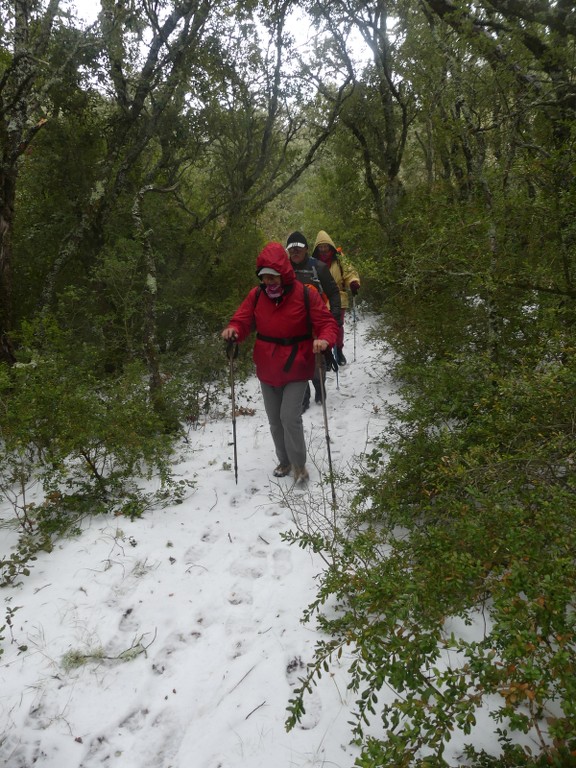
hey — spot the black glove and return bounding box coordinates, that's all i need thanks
[323,347,338,372]
[350,281,360,296]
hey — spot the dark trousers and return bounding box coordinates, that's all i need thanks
[302,356,326,409]
[337,309,346,349]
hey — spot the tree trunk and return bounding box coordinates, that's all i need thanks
[132,184,177,408]
[0,0,59,360]
[0,165,17,363]
[132,186,162,402]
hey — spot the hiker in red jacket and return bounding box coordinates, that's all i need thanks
[221,242,338,484]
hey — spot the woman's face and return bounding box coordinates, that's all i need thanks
[261,274,282,286]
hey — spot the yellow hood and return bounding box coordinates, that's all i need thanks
[313,230,337,251]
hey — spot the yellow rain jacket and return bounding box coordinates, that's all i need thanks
[312,231,360,310]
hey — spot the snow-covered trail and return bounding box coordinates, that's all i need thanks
[0,310,395,768]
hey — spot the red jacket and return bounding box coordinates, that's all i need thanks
[228,243,339,386]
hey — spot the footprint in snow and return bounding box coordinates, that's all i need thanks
[286,655,306,687]
[229,557,264,579]
[201,528,218,543]
[227,585,253,605]
[139,709,183,768]
[285,655,323,730]
[119,707,150,732]
[272,549,292,577]
[247,545,268,559]
[119,606,139,631]
[230,639,245,659]
[184,544,205,561]
[149,630,196,675]
[85,708,182,768]
[0,735,39,768]
[80,733,112,766]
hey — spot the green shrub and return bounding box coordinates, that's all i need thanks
[0,319,191,588]
[286,338,576,767]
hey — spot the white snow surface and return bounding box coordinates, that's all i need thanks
[1,309,519,767]
[1,311,398,768]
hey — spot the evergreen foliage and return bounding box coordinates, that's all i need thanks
[281,3,576,764]
[1,0,575,763]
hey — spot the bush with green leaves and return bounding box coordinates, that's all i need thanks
[0,606,25,664]
[2,355,172,492]
[285,335,576,767]
[0,319,191,587]
[160,314,254,431]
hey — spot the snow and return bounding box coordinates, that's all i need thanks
[0,310,399,768]
[0,306,552,766]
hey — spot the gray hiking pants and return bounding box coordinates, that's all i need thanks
[260,380,309,469]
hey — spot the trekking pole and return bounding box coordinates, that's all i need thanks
[226,339,239,484]
[316,352,337,511]
[333,346,339,390]
[353,296,357,362]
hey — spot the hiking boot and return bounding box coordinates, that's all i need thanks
[336,348,347,365]
[293,466,309,484]
[273,463,291,478]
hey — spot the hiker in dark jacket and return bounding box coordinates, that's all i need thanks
[221,242,338,484]
[286,230,341,411]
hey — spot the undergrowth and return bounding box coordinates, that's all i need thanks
[283,317,576,767]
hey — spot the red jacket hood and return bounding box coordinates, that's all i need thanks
[256,242,295,285]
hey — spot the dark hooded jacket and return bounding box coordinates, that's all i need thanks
[227,242,339,386]
[290,254,342,325]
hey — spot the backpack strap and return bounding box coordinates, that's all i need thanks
[303,284,311,333]
[250,285,263,331]
[308,258,323,290]
[298,259,325,298]
[254,286,312,372]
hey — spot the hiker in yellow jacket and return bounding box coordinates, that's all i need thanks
[312,230,360,365]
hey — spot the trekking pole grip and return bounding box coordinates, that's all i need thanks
[226,339,239,360]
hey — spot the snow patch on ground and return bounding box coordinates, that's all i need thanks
[1,311,395,768]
